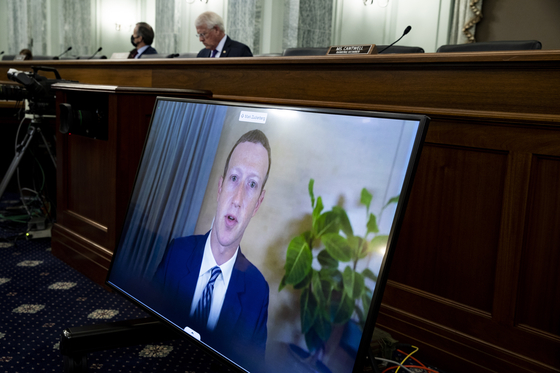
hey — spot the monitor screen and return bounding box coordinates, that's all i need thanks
[106,97,429,373]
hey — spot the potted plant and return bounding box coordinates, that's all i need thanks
[279,179,398,367]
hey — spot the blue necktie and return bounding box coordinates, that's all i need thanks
[194,266,221,326]
[211,49,219,58]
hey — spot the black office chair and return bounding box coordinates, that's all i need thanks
[140,53,179,59]
[436,40,542,53]
[76,55,107,59]
[32,55,60,60]
[255,53,283,57]
[176,53,198,58]
[282,47,329,56]
[377,45,425,54]
[1,55,16,61]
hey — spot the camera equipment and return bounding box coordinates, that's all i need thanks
[0,66,76,210]
[0,66,75,116]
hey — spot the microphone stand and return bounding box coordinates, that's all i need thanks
[57,47,73,59]
[378,26,412,54]
[88,47,102,59]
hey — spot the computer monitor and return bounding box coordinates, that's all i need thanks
[106,97,429,373]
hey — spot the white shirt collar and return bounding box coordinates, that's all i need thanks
[213,34,228,58]
[199,230,237,285]
[136,45,150,58]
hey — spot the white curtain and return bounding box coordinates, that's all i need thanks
[283,0,334,49]
[155,0,182,55]
[228,0,262,55]
[6,0,48,55]
[57,0,93,57]
[449,0,483,44]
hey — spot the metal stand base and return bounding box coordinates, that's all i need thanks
[0,116,56,202]
[60,317,179,373]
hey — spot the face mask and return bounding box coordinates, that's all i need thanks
[131,35,138,47]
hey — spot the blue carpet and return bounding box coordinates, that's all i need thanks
[0,195,233,373]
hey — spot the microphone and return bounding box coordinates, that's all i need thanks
[57,46,72,58]
[378,26,412,54]
[88,47,102,59]
[0,51,4,56]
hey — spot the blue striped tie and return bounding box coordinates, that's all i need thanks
[194,266,222,326]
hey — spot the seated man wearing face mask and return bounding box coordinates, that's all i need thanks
[128,22,158,59]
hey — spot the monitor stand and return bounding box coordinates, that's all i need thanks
[60,317,380,373]
[60,317,179,373]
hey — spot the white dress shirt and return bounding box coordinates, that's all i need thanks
[189,231,238,330]
[135,45,150,58]
[212,34,228,58]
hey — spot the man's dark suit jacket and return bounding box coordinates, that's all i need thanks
[128,45,158,59]
[197,36,253,58]
[152,231,268,372]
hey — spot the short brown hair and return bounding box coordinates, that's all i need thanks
[136,22,154,45]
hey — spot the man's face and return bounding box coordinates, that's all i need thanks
[196,25,221,50]
[132,25,142,47]
[212,142,268,253]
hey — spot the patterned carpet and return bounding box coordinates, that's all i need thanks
[0,195,234,373]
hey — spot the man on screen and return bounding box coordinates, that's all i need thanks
[153,129,271,371]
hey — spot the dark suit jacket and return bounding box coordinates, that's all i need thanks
[139,45,158,58]
[153,232,268,372]
[128,45,158,59]
[197,36,253,58]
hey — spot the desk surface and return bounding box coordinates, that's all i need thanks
[2,50,559,124]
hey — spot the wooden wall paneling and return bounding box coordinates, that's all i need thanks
[389,120,511,312]
[491,151,532,325]
[517,155,560,335]
[378,116,560,372]
[377,304,555,373]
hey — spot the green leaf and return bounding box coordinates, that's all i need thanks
[312,196,324,221]
[362,268,378,282]
[368,235,389,255]
[332,206,353,238]
[278,275,287,292]
[304,326,324,353]
[311,271,326,305]
[284,235,313,285]
[322,233,352,262]
[317,249,338,269]
[361,188,373,215]
[313,211,339,237]
[300,288,318,334]
[383,195,399,210]
[366,213,379,236]
[294,269,313,290]
[331,292,354,324]
[308,179,315,208]
[348,235,364,260]
[342,266,365,300]
[318,267,342,289]
[320,279,334,306]
[361,288,373,318]
[312,312,332,342]
[355,305,366,326]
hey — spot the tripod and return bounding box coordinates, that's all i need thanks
[0,114,56,203]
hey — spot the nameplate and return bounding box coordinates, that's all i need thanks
[327,45,378,55]
[110,52,130,60]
